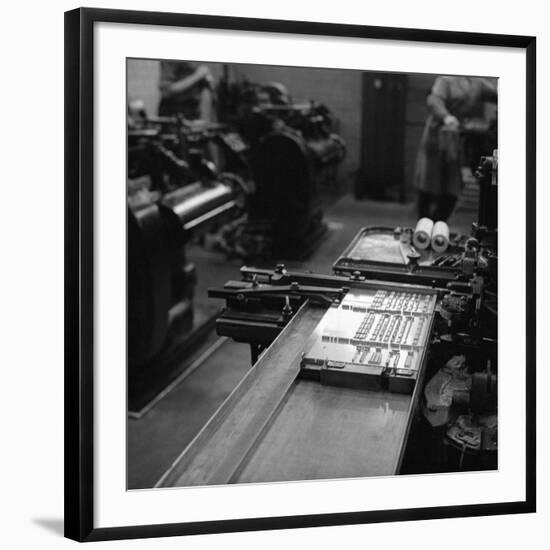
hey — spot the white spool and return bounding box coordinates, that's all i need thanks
[413,217,434,250]
[431,221,450,253]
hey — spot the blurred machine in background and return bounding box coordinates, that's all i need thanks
[128,100,250,190]
[126,79,347,409]
[127,107,249,391]
[217,75,346,259]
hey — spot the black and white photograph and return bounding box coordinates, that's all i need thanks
[127,58,500,490]
[2,1,546,547]
[59,6,537,543]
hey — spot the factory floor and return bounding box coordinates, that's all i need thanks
[127,194,473,489]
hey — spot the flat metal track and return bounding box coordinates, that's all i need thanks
[156,302,324,487]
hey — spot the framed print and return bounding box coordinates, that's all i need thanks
[64,7,536,542]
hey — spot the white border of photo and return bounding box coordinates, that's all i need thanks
[94,21,526,529]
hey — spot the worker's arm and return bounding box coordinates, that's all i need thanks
[427,77,459,128]
[199,87,215,122]
[159,64,212,99]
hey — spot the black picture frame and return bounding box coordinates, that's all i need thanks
[65,7,537,542]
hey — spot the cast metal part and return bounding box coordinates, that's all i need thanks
[300,287,437,393]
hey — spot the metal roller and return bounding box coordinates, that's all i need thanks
[128,178,245,368]
[413,217,434,250]
[431,220,450,253]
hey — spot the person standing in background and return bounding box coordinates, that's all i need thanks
[414,76,497,221]
[158,61,215,121]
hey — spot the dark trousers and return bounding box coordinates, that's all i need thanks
[418,191,457,222]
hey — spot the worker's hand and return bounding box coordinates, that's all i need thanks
[195,65,210,78]
[443,114,460,129]
[196,65,214,87]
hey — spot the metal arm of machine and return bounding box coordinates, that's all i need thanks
[209,281,347,308]
[209,262,450,362]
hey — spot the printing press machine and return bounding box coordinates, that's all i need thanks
[217,77,347,259]
[127,110,250,402]
[127,91,346,410]
[156,152,498,487]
